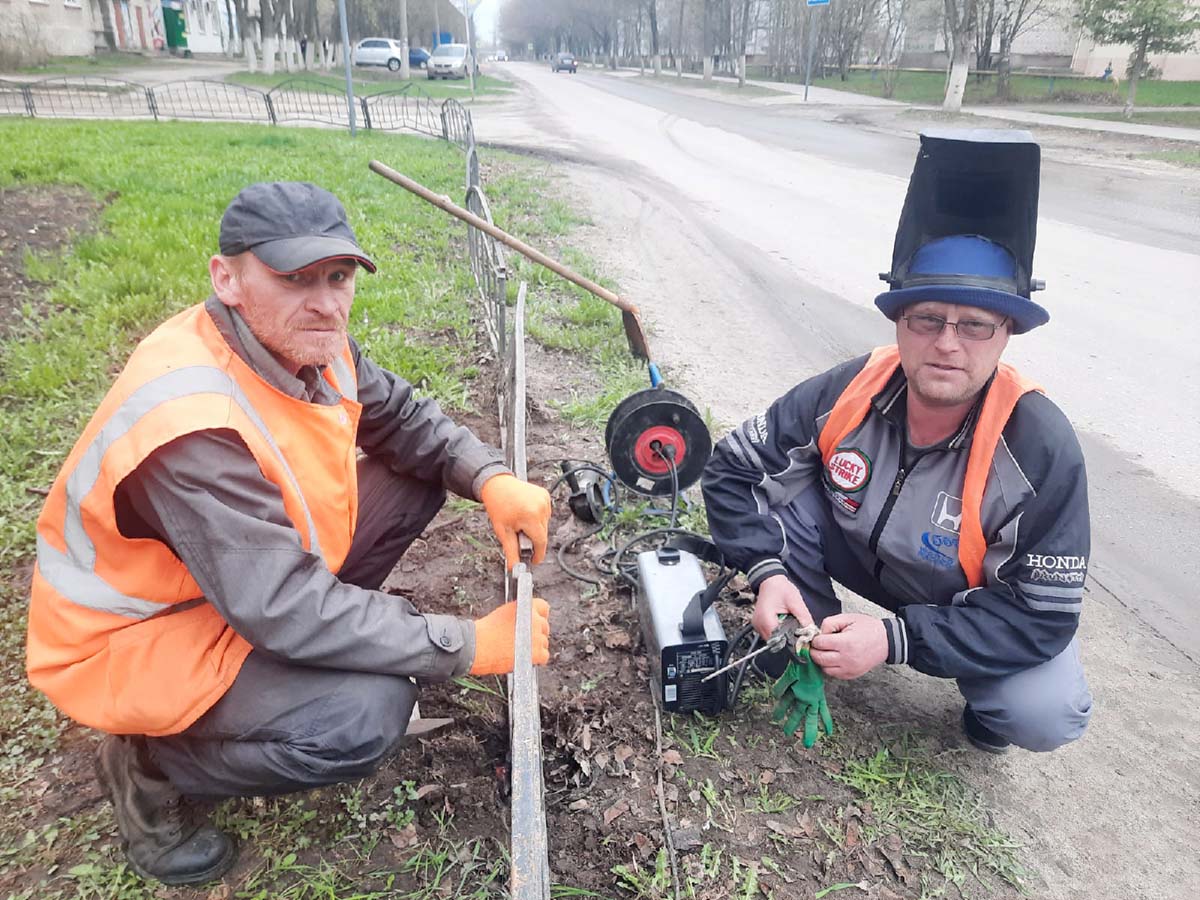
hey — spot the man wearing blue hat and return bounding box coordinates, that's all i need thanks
[702,131,1092,755]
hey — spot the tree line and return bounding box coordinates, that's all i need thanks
[499,0,1199,112]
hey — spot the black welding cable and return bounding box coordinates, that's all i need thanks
[556,521,607,585]
[724,624,762,708]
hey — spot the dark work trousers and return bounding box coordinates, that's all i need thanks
[774,481,1092,752]
[148,455,446,799]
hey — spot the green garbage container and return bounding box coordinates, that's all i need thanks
[163,3,189,53]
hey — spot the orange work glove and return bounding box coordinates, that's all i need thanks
[469,598,551,676]
[479,473,552,569]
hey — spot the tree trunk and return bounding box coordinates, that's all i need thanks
[1125,32,1148,118]
[942,0,975,112]
[399,0,411,78]
[649,0,661,73]
[677,0,687,77]
[702,0,713,81]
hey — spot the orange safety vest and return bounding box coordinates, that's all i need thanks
[817,345,1041,588]
[27,303,362,736]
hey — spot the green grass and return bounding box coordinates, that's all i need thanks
[831,735,1028,894]
[0,118,495,569]
[13,51,156,76]
[1056,109,1200,128]
[1147,149,1200,167]
[637,72,783,98]
[226,70,513,99]
[774,68,1200,107]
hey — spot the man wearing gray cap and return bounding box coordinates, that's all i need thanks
[702,131,1092,755]
[27,181,552,885]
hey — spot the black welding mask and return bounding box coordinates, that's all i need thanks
[875,129,1049,334]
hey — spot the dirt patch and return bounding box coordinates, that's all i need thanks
[0,185,104,338]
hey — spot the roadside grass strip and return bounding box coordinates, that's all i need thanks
[830,735,1028,895]
[798,69,1200,107]
[1146,149,1200,167]
[226,70,514,99]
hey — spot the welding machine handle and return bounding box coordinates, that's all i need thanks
[680,569,737,640]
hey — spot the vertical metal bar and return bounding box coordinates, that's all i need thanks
[506,282,549,900]
[147,86,159,121]
[335,0,356,136]
[22,84,35,117]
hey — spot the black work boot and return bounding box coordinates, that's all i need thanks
[94,735,236,885]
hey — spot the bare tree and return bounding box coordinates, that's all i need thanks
[878,0,909,98]
[400,0,412,78]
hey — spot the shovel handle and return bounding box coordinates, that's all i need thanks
[369,160,639,318]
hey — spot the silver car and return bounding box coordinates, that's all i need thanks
[428,43,469,80]
[353,38,406,72]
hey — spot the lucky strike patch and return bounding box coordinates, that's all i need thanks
[826,448,871,493]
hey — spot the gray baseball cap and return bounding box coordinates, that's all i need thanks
[218,181,377,274]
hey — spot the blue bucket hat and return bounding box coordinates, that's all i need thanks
[874,234,1049,334]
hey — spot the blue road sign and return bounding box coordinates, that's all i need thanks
[807,0,830,5]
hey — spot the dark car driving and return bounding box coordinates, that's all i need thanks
[552,52,577,74]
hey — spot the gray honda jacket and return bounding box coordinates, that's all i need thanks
[702,353,1090,680]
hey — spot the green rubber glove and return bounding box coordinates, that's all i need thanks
[771,647,834,748]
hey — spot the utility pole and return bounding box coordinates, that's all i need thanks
[458,0,476,98]
[803,0,829,101]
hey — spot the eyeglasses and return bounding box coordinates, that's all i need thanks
[901,313,1006,342]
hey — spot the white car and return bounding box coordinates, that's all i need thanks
[352,38,407,72]
[428,43,470,80]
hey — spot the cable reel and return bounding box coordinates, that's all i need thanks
[604,387,711,497]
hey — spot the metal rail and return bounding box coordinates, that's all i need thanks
[502,284,552,900]
[0,74,450,137]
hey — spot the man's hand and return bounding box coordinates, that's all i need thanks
[480,473,552,569]
[752,574,813,640]
[469,597,550,675]
[809,614,888,680]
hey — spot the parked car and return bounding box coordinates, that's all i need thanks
[495,50,509,62]
[409,47,431,69]
[428,43,470,79]
[552,52,577,74]
[353,38,409,72]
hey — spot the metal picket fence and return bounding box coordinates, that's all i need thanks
[0,74,454,137]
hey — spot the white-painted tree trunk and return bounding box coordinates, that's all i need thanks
[942,47,969,111]
[653,53,661,75]
[244,40,258,73]
[737,53,746,87]
[702,55,713,82]
[262,35,278,75]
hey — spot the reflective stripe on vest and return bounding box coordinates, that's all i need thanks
[817,345,1041,588]
[39,365,326,621]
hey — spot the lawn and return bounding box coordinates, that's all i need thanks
[755,67,1200,108]
[1057,109,1200,128]
[11,51,156,76]
[226,69,513,99]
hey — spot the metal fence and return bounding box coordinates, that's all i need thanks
[0,74,454,137]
